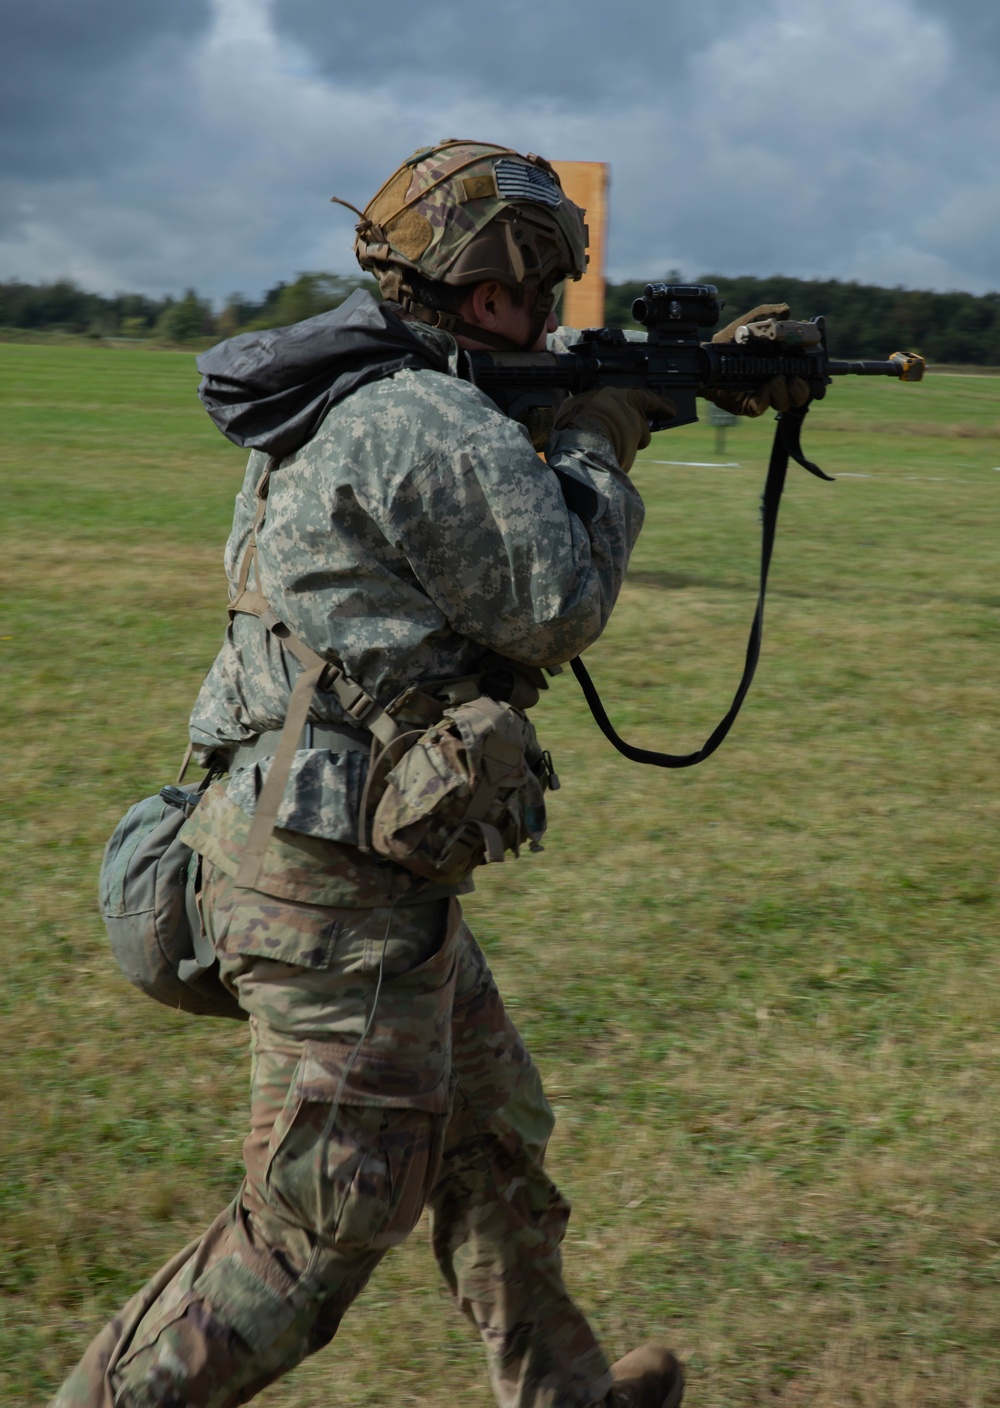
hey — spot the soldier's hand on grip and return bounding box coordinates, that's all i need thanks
[553,387,676,472]
[703,302,812,418]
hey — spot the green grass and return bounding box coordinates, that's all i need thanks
[2,343,999,1406]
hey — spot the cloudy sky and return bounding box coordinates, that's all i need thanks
[3,0,999,303]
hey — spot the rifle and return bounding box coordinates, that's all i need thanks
[465,281,924,445]
[464,283,926,772]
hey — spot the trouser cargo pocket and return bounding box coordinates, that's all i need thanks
[263,1045,448,1252]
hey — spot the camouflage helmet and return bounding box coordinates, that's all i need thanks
[341,140,588,342]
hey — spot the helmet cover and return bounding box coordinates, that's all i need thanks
[350,140,588,305]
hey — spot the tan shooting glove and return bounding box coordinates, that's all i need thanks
[702,302,812,418]
[553,387,676,472]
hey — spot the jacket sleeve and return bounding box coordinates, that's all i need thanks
[383,399,645,668]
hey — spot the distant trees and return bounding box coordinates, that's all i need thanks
[155,289,215,342]
[604,275,1000,364]
[0,271,377,345]
[2,270,999,362]
[215,273,377,334]
[0,279,164,337]
[252,273,373,329]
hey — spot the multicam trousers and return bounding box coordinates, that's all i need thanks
[52,867,612,1408]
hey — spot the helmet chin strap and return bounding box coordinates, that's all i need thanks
[400,283,553,354]
[522,285,557,350]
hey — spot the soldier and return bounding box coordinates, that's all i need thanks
[53,141,684,1408]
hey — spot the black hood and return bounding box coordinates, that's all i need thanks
[196,289,450,459]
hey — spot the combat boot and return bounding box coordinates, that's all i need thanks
[605,1342,684,1408]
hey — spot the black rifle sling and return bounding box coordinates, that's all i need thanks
[570,403,832,769]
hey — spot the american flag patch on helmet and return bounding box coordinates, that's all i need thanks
[494,158,562,209]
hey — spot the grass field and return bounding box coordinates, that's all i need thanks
[2,342,998,1407]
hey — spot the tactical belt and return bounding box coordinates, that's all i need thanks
[230,719,370,770]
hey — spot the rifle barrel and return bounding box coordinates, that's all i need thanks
[829,359,900,375]
[828,354,925,381]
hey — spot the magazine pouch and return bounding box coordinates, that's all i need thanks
[370,696,553,885]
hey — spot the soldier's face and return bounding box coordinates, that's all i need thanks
[503,300,560,352]
[456,281,559,352]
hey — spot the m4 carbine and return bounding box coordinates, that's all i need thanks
[464,281,924,444]
[464,283,925,772]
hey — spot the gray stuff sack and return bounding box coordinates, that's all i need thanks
[99,783,245,1021]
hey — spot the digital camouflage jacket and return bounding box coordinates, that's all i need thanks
[187,295,645,859]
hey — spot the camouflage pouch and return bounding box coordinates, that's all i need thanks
[369,696,556,885]
[99,782,245,1021]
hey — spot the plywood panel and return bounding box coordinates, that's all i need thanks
[552,161,609,330]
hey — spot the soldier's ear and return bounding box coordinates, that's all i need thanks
[467,280,506,330]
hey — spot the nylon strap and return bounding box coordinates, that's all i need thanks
[401,298,530,352]
[176,742,194,785]
[236,661,327,889]
[571,403,831,768]
[228,588,399,742]
[475,820,507,863]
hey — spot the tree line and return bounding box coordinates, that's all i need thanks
[605,275,1000,364]
[3,269,999,363]
[0,272,375,345]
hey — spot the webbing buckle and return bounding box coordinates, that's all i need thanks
[342,685,377,724]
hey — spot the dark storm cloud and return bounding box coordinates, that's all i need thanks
[1,0,998,299]
[0,0,212,179]
[266,0,1000,295]
[269,0,723,104]
[913,0,1000,74]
